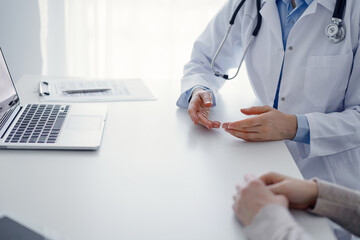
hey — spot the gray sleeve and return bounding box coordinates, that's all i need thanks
[309,179,360,237]
[243,205,312,240]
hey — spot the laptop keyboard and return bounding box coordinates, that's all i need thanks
[0,107,15,131]
[5,104,70,144]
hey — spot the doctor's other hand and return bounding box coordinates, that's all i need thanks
[188,88,221,129]
[260,172,318,210]
[222,105,297,142]
[233,176,288,226]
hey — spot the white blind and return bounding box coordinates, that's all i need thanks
[39,0,225,81]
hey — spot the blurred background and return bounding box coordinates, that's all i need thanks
[0,0,225,82]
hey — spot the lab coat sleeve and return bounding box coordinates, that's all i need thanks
[176,0,245,109]
[176,86,216,109]
[304,48,360,158]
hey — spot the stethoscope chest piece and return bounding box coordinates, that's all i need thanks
[325,18,346,43]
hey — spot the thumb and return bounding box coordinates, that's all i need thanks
[260,172,286,186]
[267,182,287,195]
[241,106,273,115]
[199,91,213,107]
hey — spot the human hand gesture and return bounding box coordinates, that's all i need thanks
[233,175,288,226]
[260,172,318,210]
[188,88,221,129]
[222,106,297,142]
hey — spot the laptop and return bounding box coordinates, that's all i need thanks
[0,216,47,240]
[0,48,107,150]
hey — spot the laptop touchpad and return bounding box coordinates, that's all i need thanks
[66,115,102,131]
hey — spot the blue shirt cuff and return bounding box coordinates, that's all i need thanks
[176,86,216,108]
[293,114,310,144]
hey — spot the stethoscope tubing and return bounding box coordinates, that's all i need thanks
[211,30,254,80]
[211,0,346,80]
[211,0,261,80]
[211,24,233,80]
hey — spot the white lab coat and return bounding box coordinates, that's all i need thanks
[179,0,360,191]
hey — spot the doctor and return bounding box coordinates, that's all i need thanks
[177,0,360,232]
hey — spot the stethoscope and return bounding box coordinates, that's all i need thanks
[211,0,347,80]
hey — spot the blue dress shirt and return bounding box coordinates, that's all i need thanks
[275,0,312,144]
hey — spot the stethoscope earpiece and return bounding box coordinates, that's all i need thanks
[325,18,346,43]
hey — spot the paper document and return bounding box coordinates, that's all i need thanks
[39,77,156,102]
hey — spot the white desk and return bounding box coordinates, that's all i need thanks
[0,75,335,240]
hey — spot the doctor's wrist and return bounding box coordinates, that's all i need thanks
[284,114,298,140]
[192,87,205,97]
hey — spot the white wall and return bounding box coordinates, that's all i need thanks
[0,0,225,82]
[40,0,66,76]
[60,0,225,81]
[0,0,42,82]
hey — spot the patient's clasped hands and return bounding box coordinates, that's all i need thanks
[233,172,319,226]
[188,89,298,142]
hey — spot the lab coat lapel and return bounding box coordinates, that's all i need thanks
[299,1,318,18]
[300,0,336,19]
[314,0,337,13]
[259,0,283,47]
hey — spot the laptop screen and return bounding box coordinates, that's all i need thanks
[0,49,19,123]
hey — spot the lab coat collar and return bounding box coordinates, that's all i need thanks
[276,0,313,7]
[259,0,283,47]
[258,0,336,46]
[260,0,336,25]
[261,0,335,12]
[304,0,313,6]
[299,0,336,19]
[315,0,337,13]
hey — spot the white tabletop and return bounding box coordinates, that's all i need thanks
[0,75,335,240]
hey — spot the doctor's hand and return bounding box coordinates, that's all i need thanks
[260,172,318,210]
[233,175,288,226]
[222,106,297,142]
[188,88,221,129]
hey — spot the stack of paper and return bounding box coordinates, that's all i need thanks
[39,77,156,102]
